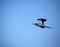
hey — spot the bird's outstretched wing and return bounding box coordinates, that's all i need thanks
[43,26,51,28]
[37,18,47,25]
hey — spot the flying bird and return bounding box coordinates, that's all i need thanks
[33,18,51,29]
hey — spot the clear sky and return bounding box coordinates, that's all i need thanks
[1,0,60,47]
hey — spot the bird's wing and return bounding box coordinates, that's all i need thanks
[44,26,51,28]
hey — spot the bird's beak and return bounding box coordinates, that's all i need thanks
[32,23,35,25]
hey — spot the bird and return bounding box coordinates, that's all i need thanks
[33,18,51,29]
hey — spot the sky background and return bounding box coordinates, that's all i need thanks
[0,0,60,47]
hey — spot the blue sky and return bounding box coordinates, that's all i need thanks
[1,0,60,47]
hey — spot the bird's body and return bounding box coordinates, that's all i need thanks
[33,23,50,29]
